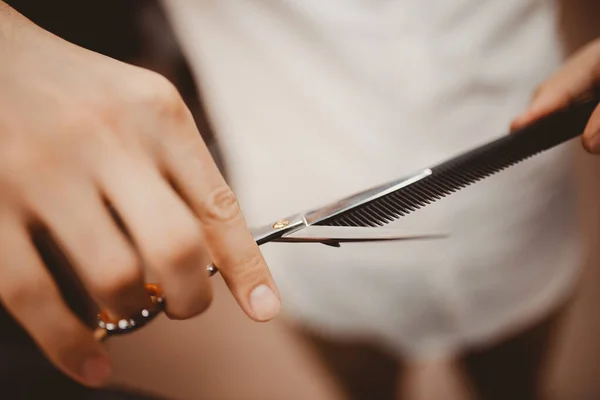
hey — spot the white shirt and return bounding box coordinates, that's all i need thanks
[162,0,583,359]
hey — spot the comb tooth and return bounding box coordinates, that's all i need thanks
[372,209,386,226]
[340,217,357,227]
[465,164,484,176]
[478,161,501,174]
[382,199,408,217]
[398,188,426,204]
[347,219,358,227]
[450,175,471,187]
[394,192,421,209]
[376,199,403,218]
[380,195,405,214]
[367,200,402,223]
[424,183,451,198]
[370,215,388,227]
[337,217,354,227]
[437,177,461,192]
[389,194,419,212]
[365,204,395,224]
[333,216,348,226]
[404,193,430,208]
[369,220,386,227]
[406,188,433,204]
[481,157,507,174]
[363,206,385,219]
[377,197,408,216]
[457,170,483,184]
[388,199,414,215]
[413,183,443,200]
[347,213,371,227]
[359,208,384,226]
[354,209,382,226]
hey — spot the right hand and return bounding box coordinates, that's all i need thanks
[0,2,280,387]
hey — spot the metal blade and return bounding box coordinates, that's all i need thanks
[304,89,600,228]
[271,226,448,247]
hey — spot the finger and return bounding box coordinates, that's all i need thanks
[0,215,111,387]
[160,123,280,322]
[31,179,150,320]
[582,104,600,153]
[98,154,212,320]
[511,43,600,131]
[510,73,585,131]
[510,86,573,131]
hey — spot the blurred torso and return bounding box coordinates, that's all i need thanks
[163,0,583,358]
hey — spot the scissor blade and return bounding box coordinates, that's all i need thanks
[271,226,447,247]
[302,90,600,228]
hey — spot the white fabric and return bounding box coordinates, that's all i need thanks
[162,0,583,359]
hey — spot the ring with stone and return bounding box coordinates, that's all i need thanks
[94,283,165,341]
[94,264,219,341]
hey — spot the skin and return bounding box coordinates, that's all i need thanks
[0,2,280,388]
[511,37,600,152]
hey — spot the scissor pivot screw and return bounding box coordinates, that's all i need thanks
[272,219,290,229]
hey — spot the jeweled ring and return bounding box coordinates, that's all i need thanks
[94,264,219,341]
[94,283,165,341]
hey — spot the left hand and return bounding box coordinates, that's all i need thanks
[510,38,600,153]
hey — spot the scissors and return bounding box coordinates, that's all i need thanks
[94,87,600,341]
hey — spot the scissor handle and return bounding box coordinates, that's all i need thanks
[94,264,219,340]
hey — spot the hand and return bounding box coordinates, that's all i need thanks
[511,38,600,152]
[0,2,280,387]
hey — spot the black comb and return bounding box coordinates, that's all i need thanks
[313,90,600,228]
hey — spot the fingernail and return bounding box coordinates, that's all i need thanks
[249,284,280,321]
[82,356,112,386]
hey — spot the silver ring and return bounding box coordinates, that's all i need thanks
[207,263,219,276]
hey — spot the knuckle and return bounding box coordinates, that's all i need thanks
[92,254,143,299]
[198,186,241,225]
[153,227,204,271]
[136,72,188,122]
[167,290,213,320]
[0,112,102,179]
